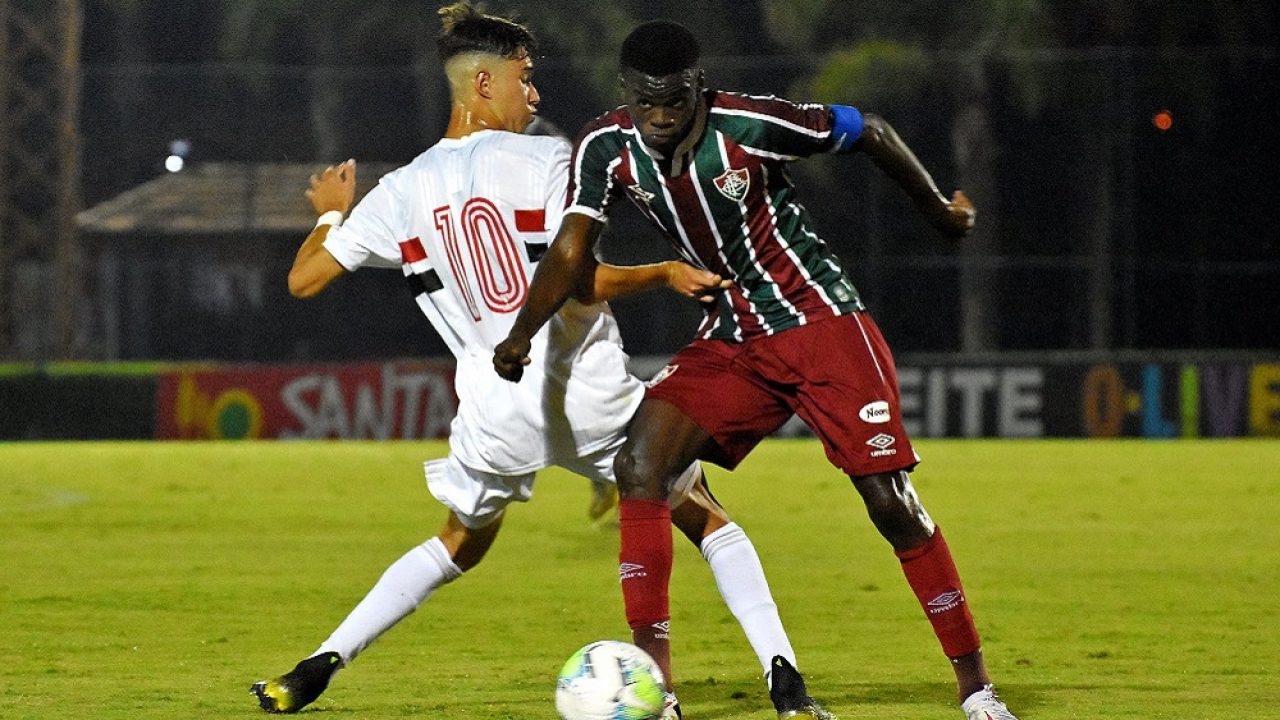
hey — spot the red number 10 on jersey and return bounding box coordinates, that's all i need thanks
[433,198,530,320]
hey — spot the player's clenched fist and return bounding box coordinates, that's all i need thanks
[493,334,532,382]
[935,190,976,239]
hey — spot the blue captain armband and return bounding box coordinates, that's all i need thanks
[830,105,864,153]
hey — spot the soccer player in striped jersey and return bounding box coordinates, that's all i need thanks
[251,6,806,718]
[494,19,1018,720]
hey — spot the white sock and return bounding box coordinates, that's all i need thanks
[701,522,796,678]
[315,536,462,664]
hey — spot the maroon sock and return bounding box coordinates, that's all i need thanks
[619,497,673,685]
[896,527,982,658]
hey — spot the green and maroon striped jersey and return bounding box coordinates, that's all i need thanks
[567,90,865,341]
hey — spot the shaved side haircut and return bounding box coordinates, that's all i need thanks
[437,2,537,62]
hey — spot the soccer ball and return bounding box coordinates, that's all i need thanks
[555,640,666,720]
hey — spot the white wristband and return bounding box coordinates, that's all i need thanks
[315,210,344,229]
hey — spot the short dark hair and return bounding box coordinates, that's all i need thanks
[437,3,537,63]
[620,20,700,75]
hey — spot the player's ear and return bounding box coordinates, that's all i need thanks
[475,69,492,99]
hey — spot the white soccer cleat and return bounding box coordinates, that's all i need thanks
[961,685,1018,720]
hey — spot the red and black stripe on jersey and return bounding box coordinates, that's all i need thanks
[567,90,864,341]
[398,237,444,298]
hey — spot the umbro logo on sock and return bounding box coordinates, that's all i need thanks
[619,562,647,580]
[652,621,670,639]
[927,590,964,614]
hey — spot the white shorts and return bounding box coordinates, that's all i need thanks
[424,447,701,530]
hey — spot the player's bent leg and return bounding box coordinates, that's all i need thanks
[672,472,802,682]
[614,399,714,691]
[251,511,498,713]
[851,471,1015,712]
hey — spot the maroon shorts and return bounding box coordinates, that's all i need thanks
[644,312,918,477]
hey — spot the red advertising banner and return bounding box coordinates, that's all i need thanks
[156,361,458,440]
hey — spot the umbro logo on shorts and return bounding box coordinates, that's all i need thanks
[619,562,647,580]
[866,433,897,457]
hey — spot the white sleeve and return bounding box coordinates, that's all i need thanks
[322,179,404,271]
[542,140,571,241]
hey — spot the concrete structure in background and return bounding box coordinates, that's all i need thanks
[74,161,439,362]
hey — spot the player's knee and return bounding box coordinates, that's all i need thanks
[854,472,933,548]
[613,445,667,500]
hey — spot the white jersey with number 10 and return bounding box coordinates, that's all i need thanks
[323,130,642,475]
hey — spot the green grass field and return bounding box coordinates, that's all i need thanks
[2,440,1277,719]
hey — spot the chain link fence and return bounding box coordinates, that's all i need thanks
[5,47,1273,362]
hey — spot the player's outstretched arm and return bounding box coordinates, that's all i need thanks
[581,260,731,305]
[493,213,603,381]
[288,160,356,298]
[856,114,976,239]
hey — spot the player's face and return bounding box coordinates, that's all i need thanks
[620,67,702,154]
[491,51,540,133]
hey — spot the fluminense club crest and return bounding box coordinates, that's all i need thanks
[713,167,750,201]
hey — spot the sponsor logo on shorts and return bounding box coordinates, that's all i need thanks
[866,432,897,457]
[927,590,965,614]
[619,562,646,580]
[645,364,678,388]
[859,400,891,424]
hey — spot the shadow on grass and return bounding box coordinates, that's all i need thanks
[674,678,1061,718]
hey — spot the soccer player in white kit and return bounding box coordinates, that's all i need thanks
[252,5,804,716]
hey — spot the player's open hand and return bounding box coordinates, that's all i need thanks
[935,190,976,238]
[665,261,732,303]
[493,334,532,382]
[306,159,357,215]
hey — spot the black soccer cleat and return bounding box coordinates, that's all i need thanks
[768,655,835,720]
[250,651,342,713]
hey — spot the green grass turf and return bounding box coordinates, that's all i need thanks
[1,439,1277,719]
